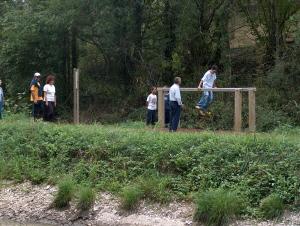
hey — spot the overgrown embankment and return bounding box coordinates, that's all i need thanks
[0,118,299,215]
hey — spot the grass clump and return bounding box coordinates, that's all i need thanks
[53,177,75,209]
[193,189,245,226]
[120,185,144,210]
[76,185,96,211]
[259,194,284,220]
[138,176,171,203]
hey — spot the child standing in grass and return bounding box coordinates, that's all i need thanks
[146,87,157,126]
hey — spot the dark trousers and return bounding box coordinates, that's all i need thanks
[32,100,43,119]
[165,109,170,126]
[44,101,55,122]
[169,101,181,131]
[146,109,156,125]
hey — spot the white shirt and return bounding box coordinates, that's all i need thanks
[169,84,182,105]
[43,84,56,102]
[201,70,217,89]
[147,94,157,110]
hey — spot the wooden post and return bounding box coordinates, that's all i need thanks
[157,88,165,128]
[248,90,256,132]
[73,68,80,124]
[234,90,242,132]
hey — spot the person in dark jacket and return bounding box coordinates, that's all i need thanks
[164,86,170,128]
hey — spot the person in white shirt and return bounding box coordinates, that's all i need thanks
[169,77,182,132]
[0,79,4,120]
[146,87,157,126]
[195,65,218,115]
[43,75,56,122]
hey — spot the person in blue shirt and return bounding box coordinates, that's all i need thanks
[163,86,170,128]
[0,79,4,120]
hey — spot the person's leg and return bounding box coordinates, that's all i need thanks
[165,109,170,127]
[146,109,151,125]
[198,93,209,111]
[169,102,175,131]
[151,110,156,125]
[207,91,213,109]
[37,101,43,119]
[48,102,55,122]
[172,104,181,131]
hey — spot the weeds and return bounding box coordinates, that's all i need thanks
[259,194,284,220]
[120,185,144,210]
[53,177,75,209]
[76,185,96,211]
[193,189,245,226]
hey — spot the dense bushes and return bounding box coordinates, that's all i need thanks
[0,118,299,216]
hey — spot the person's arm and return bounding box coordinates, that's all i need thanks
[43,86,48,106]
[198,80,203,89]
[146,95,150,108]
[175,87,182,106]
[198,73,207,89]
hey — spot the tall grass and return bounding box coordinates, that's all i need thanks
[53,177,75,209]
[193,189,245,226]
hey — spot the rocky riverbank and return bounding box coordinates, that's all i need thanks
[0,182,299,226]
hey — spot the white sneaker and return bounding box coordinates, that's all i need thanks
[195,106,200,109]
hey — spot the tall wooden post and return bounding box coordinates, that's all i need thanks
[157,88,165,127]
[248,90,256,132]
[234,90,242,132]
[73,68,80,124]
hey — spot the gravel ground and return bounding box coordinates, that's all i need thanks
[0,182,299,226]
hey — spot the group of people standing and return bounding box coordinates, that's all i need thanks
[0,73,56,121]
[30,72,56,121]
[146,65,218,132]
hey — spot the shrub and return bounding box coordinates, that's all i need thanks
[76,185,96,211]
[53,177,75,209]
[120,185,144,210]
[193,189,245,226]
[259,194,284,220]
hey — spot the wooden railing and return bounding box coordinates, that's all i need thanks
[157,87,256,132]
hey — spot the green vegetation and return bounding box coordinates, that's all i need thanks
[76,185,96,211]
[0,117,299,217]
[193,189,245,226]
[0,1,299,129]
[53,177,75,209]
[259,194,284,220]
[120,185,144,211]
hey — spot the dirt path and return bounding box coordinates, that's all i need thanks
[0,182,299,226]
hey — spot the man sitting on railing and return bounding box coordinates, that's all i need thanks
[195,65,218,116]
